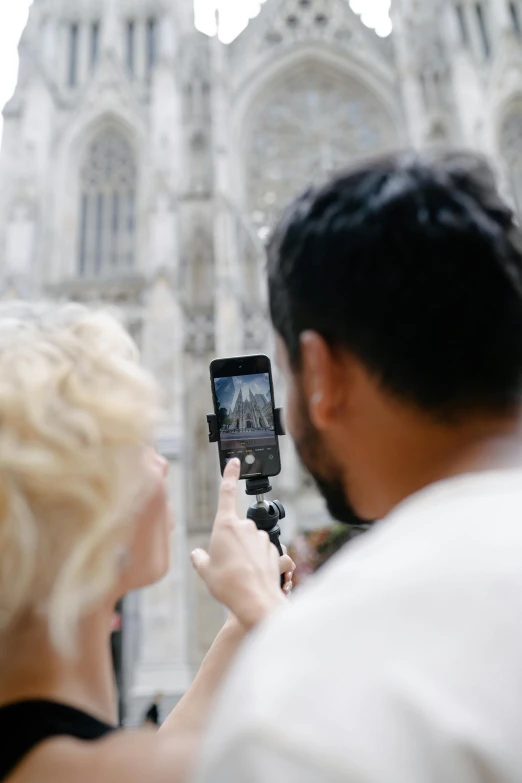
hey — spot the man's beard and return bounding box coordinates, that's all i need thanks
[310,472,369,526]
[294,394,371,526]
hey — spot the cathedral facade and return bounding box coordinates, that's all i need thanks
[1,0,521,722]
[231,387,271,431]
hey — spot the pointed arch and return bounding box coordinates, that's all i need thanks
[47,108,145,286]
[229,50,400,344]
[238,53,399,260]
[232,44,401,144]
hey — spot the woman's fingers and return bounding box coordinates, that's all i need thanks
[280,546,295,593]
[190,548,210,580]
[215,459,241,523]
[279,553,296,575]
[190,468,295,627]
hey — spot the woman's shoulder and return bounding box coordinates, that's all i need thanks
[9,728,196,783]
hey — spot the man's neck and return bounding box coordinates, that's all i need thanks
[353,409,522,519]
[0,603,118,725]
[418,415,522,486]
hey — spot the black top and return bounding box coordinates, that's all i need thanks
[144,703,159,725]
[0,700,115,781]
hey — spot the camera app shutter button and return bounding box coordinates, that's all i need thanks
[245,454,255,465]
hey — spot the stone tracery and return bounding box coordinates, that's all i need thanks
[78,128,137,277]
[245,66,396,235]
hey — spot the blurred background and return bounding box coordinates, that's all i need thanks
[0,0,520,726]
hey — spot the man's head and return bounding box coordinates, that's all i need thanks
[267,152,522,522]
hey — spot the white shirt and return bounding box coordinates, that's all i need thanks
[194,469,522,783]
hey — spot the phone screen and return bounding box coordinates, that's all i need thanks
[210,354,282,479]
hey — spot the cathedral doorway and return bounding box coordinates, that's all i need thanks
[246,419,253,429]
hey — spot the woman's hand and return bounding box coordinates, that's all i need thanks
[191,459,295,630]
[281,547,294,595]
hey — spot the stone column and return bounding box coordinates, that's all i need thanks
[211,35,243,356]
[5,200,36,282]
[42,17,59,75]
[450,50,486,149]
[127,277,190,724]
[159,14,177,62]
[101,0,123,63]
[488,0,512,37]
[177,0,197,34]
[390,5,428,148]
[148,191,179,272]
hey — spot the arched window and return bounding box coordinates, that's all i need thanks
[501,109,522,220]
[78,129,137,277]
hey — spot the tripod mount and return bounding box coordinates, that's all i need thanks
[207,408,287,584]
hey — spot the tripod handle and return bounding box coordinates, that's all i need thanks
[247,497,286,589]
[268,530,285,588]
[270,530,284,556]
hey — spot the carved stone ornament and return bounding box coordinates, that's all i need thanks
[230,0,393,64]
[184,310,216,355]
[46,274,146,305]
[243,308,271,352]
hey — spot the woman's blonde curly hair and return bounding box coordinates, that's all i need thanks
[0,301,159,654]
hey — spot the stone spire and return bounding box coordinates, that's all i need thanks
[177,0,197,34]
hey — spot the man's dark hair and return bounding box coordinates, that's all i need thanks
[267,151,522,420]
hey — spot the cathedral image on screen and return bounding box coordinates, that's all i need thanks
[1,0,521,726]
[215,374,274,439]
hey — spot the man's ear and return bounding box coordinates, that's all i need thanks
[299,331,346,430]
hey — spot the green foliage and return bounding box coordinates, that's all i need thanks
[289,523,371,586]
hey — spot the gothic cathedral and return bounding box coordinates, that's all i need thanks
[0,0,521,723]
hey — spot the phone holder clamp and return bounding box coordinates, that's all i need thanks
[206,408,287,582]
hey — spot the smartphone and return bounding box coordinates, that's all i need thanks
[210,354,282,480]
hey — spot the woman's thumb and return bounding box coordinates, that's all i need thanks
[191,548,210,580]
